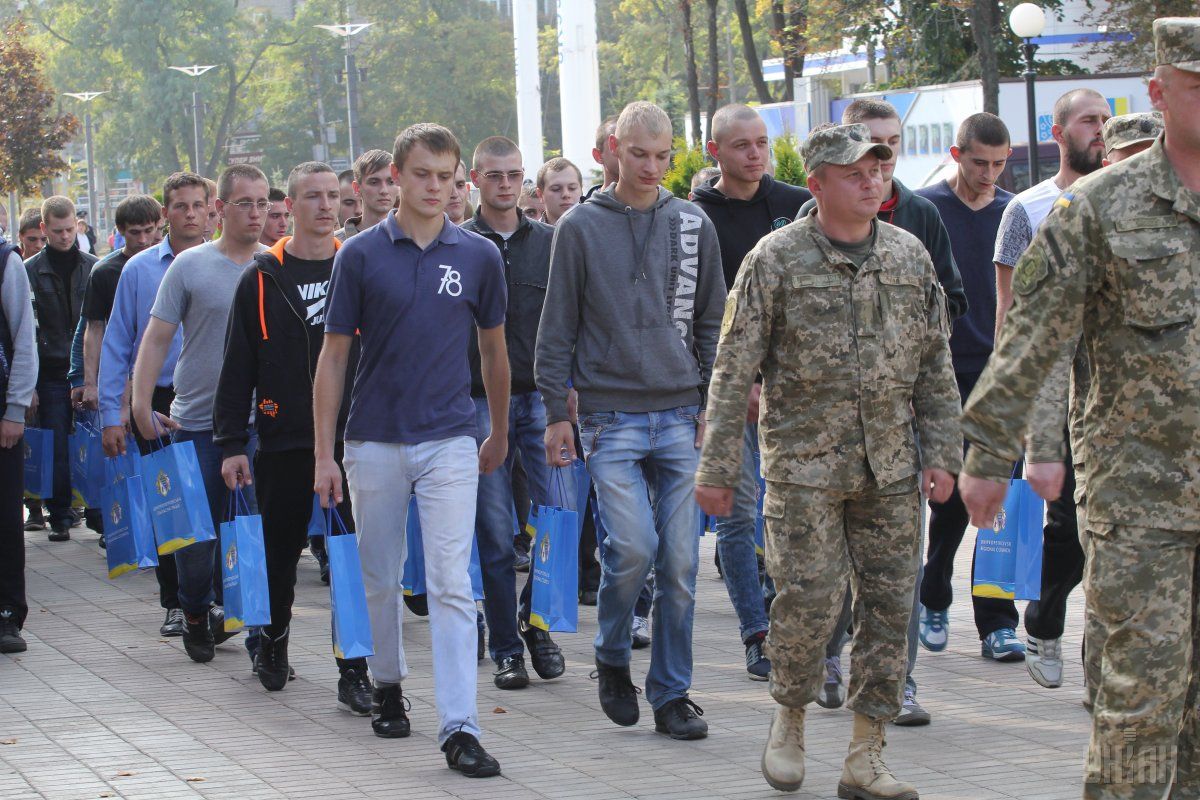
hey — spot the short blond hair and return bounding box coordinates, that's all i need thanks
[615,101,672,141]
[41,196,74,222]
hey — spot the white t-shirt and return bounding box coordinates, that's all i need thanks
[992,178,1061,267]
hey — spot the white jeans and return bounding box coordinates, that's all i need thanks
[344,436,480,743]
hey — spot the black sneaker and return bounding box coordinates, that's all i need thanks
[493,654,530,690]
[579,590,598,606]
[48,525,70,542]
[256,628,290,691]
[337,666,373,715]
[0,608,27,654]
[513,551,531,572]
[24,508,45,531]
[313,546,330,585]
[251,653,296,680]
[209,605,240,645]
[160,608,185,637]
[592,659,640,726]
[182,613,215,663]
[477,615,486,662]
[521,625,565,680]
[403,593,429,617]
[745,634,771,681]
[371,685,411,738]
[97,534,106,549]
[442,730,501,778]
[653,697,708,740]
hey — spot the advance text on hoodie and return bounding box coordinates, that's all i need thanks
[535,186,727,423]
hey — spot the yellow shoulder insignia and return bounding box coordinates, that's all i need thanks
[720,291,738,338]
[1053,191,1075,210]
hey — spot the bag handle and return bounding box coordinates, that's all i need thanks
[546,465,572,510]
[324,498,351,537]
[226,485,252,522]
[148,411,170,451]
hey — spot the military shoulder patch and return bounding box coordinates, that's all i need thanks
[1012,250,1050,296]
[1053,191,1075,210]
[720,292,738,338]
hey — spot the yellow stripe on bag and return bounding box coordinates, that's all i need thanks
[108,563,138,579]
[224,616,244,633]
[971,583,1015,599]
[157,536,198,555]
[528,612,549,631]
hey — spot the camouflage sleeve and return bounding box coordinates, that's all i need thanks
[912,256,964,474]
[961,194,1098,481]
[696,246,776,488]
[1024,335,1080,464]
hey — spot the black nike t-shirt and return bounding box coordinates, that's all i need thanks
[282,250,333,375]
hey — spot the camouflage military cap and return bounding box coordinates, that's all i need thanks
[1101,112,1164,154]
[1154,17,1200,72]
[801,124,892,174]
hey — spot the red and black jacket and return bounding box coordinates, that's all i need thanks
[213,237,355,458]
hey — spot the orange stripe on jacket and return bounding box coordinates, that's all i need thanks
[257,235,341,340]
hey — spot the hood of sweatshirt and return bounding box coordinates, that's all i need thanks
[692,173,784,212]
[584,185,676,282]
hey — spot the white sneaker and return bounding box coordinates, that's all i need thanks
[631,616,651,649]
[1026,636,1063,688]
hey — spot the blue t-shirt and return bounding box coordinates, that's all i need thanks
[325,211,507,444]
[915,179,1012,373]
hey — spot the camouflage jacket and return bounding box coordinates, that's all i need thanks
[962,137,1200,530]
[696,212,963,491]
[1025,338,1089,466]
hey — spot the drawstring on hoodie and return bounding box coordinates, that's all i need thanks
[626,204,658,283]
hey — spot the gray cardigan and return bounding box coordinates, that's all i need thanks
[2,251,38,423]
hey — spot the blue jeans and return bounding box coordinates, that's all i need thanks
[714,423,770,643]
[594,502,654,617]
[582,406,701,710]
[473,393,576,662]
[169,429,257,626]
[34,378,75,530]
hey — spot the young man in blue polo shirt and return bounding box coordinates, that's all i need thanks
[315,123,509,778]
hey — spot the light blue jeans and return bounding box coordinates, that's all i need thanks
[714,423,770,643]
[581,405,701,710]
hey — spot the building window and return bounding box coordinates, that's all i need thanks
[906,126,917,156]
[943,123,954,151]
[918,125,929,155]
[931,124,942,153]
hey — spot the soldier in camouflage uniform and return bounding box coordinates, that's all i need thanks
[959,18,1200,800]
[696,124,962,799]
[1023,110,1166,707]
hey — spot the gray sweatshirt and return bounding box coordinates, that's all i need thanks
[535,186,726,423]
[2,251,38,423]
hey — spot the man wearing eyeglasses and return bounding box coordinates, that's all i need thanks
[462,136,569,691]
[130,164,267,665]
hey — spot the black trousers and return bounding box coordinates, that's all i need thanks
[254,445,364,669]
[921,370,1019,638]
[0,436,26,626]
[134,386,179,611]
[1024,446,1082,640]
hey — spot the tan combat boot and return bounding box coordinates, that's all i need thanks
[761,706,806,792]
[837,713,919,800]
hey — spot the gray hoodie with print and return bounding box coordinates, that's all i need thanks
[535,185,726,423]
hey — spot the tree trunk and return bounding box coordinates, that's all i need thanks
[679,0,703,147]
[732,0,774,104]
[704,0,720,144]
[969,0,1001,115]
[770,2,794,101]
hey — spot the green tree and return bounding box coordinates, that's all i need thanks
[772,134,806,186]
[663,137,707,198]
[0,19,79,197]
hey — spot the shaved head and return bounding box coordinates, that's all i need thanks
[711,104,762,144]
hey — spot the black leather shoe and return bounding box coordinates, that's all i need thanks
[579,590,598,606]
[48,526,70,542]
[653,697,708,740]
[313,546,330,585]
[521,626,565,680]
[337,666,373,715]
[24,508,45,531]
[403,593,429,617]
[160,608,184,637]
[256,628,290,691]
[442,731,501,778]
[182,613,215,663]
[0,608,27,654]
[592,659,640,726]
[209,605,239,645]
[493,654,530,690]
[371,685,411,738]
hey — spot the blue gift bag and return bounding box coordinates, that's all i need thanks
[973,477,1045,601]
[69,416,106,508]
[22,427,54,499]
[307,493,325,538]
[101,443,159,578]
[530,467,580,633]
[220,488,271,632]
[142,434,216,555]
[403,496,484,600]
[325,505,374,659]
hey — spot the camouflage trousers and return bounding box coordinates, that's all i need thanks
[1082,520,1200,800]
[762,476,919,720]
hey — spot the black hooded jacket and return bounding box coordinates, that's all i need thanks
[691,174,811,289]
[213,237,355,458]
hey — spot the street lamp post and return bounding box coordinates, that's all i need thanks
[315,22,372,165]
[1009,3,1047,187]
[168,65,218,176]
[63,91,107,232]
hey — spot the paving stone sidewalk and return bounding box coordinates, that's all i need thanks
[1,522,1091,800]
